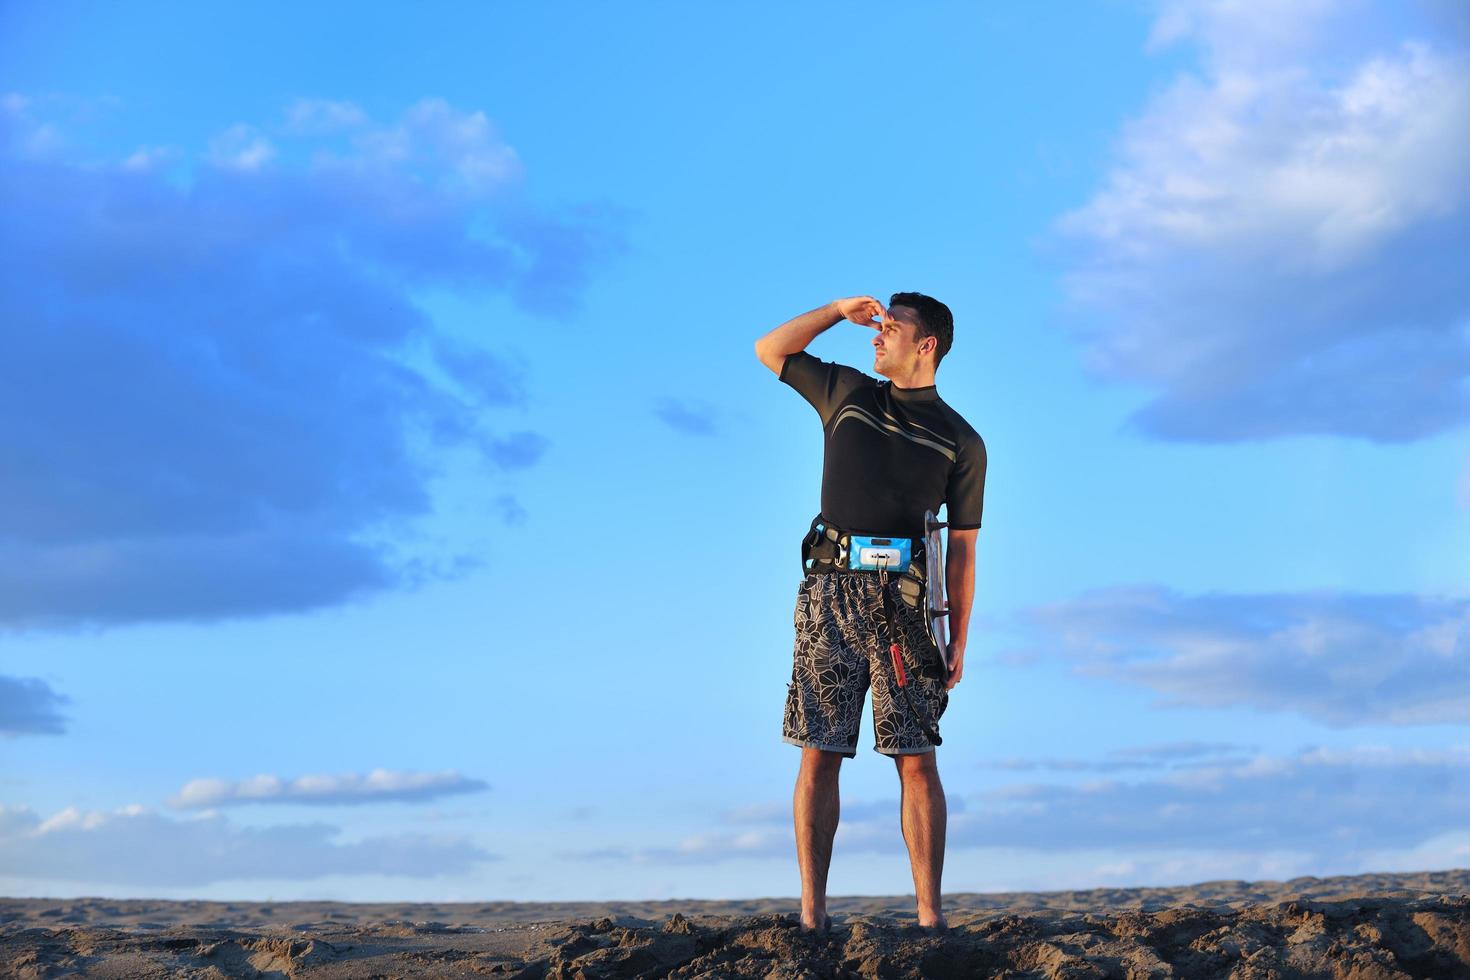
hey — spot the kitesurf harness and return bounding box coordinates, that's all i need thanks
[800,516,925,605]
[799,515,944,747]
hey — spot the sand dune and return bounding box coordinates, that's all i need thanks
[3,868,1468,977]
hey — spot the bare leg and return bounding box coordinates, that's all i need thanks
[793,747,843,931]
[894,751,947,928]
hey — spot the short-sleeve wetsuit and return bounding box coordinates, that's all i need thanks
[779,351,986,536]
[776,349,986,756]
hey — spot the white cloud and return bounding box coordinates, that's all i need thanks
[0,93,61,158]
[285,98,369,131]
[1067,38,1467,267]
[315,97,523,198]
[400,97,521,190]
[1147,0,1341,68]
[983,740,1255,772]
[1349,828,1470,874]
[281,98,520,193]
[121,145,177,172]
[207,123,275,171]
[1057,0,1470,441]
[569,745,1470,870]
[949,745,1470,856]
[1020,585,1470,726]
[1076,848,1323,889]
[0,803,494,886]
[168,768,488,809]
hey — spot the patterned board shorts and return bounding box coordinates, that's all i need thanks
[782,571,949,757]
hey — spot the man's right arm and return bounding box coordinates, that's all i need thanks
[754,296,886,375]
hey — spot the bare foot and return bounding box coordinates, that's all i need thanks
[917,916,948,934]
[799,913,832,934]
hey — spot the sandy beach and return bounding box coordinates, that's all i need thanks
[4,868,1468,978]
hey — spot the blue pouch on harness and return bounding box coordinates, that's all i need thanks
[848,535,912,572]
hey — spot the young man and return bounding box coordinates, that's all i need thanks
[754,293,987,933]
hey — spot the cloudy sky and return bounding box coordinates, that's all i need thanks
[1,0,1467,903]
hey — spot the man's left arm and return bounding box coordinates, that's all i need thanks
[943,528,977,690]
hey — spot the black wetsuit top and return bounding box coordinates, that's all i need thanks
[779,351,987,538]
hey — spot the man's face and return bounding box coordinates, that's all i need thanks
[873,305,930,378]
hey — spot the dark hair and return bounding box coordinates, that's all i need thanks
[888,291,954,367]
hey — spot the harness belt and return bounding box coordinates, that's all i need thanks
[799,515,944,747]
[800,515,926,610]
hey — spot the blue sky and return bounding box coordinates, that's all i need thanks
[1,0,1468,902]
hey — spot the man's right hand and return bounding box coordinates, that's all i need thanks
[833,296,887,329]
[754,297,886,375]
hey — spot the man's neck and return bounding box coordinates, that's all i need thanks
[886,368,937,390]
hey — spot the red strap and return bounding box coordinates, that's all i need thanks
[889,643,908,687]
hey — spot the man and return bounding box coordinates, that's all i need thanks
[754,293,986,934]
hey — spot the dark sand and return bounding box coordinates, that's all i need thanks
[4,868,1468,978]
